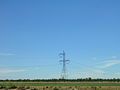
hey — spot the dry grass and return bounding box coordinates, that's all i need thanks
[0,82,120,90]
[29,86,120,90]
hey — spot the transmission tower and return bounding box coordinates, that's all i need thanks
[59,51,70,79]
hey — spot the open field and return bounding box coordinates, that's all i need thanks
[1,82,120,86]
[0,82,120,90]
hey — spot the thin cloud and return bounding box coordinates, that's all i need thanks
[111,56,117,59]
[0,68,26,74]
[78,58,120,78]
[70,68,105,79]
[0,53,15,56]
[97,60,120,69]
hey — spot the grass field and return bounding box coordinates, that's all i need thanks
[0,82,120,90]
[0,82,120,86]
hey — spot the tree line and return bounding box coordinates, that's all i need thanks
[0,78,120,82]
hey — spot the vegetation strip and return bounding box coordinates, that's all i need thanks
[0,82,120,86]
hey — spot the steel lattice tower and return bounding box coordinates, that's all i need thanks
[59,51,70,79]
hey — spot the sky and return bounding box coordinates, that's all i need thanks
[0,0,120,79]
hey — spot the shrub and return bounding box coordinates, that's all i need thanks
[0,85,6,89]
[8,85,17,89]
[31,88,38,90]
[17,86,26,90]
[53,87,59,90]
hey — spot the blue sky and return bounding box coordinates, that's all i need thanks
[0,0,120,79]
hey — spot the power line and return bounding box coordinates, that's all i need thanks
[59,50,70,79]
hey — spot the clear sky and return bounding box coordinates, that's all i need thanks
[0,0,120,79]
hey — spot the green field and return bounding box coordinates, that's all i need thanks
[0,82,120,86]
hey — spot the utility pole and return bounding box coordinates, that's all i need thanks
[59,51,70,79]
